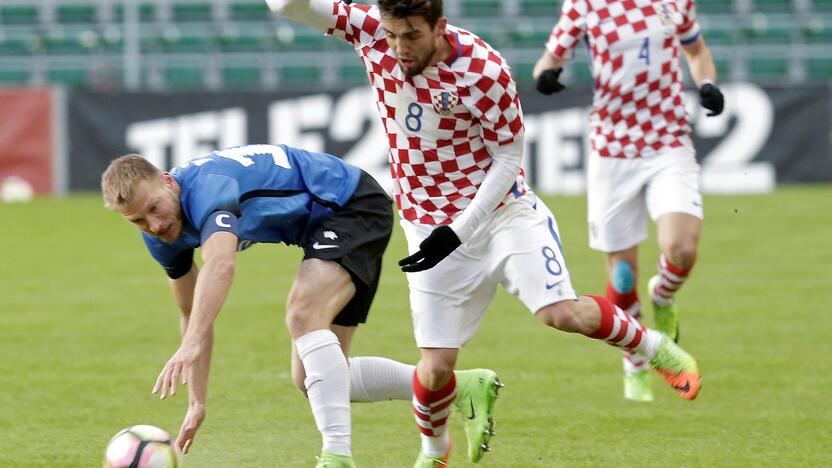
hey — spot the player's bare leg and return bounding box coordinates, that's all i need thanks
[536,296,700,400]
[605,249,653,402]
[650,213,701,342]
[285,259,356,467]
[412,348,458,466]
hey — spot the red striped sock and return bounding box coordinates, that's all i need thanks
[413,372,455,456]
[651,255,695,305]
[587,294,659,358]
[606,283,648,371]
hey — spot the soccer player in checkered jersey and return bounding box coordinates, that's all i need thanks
[269,0,702,465]
[532,0,724,402]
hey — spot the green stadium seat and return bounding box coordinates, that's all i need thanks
[0,37,37,56]
[713,57,731,78]
[230,2,271,21]
[160,29,216,53]
[752,0,795,13]
[518,0,561,17]
[569,60,594,85]
[113,4,157,22]
[0,69,30,85]
[172,2,213,22]
[508,20,551,48]
[701,24,737,45]
[802,21,832,43]
[339,63,369,86]
[219,32,270,52]
[223,65,261,88]
[43,30,100,55]
[805,57,832,80]
[510,61,534,85]
[811,0,832,12]
[696,0,736,13]
[748,57,790,79]
[164,66,204,88]
[0,5,39,25]
[276,28,328,51]
[48,68,88,86]
[56,5,97,24]
[461,0,502,17]
[741,24,795,44]
[280,65,321,87]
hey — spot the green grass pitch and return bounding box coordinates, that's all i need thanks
[1,186,830,467]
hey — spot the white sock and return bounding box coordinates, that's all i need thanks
[296,329,351,456]
[348,356,414,402]
[635,329,663,359]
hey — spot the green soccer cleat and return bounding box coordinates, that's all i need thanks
[315,451,356,468]
[453,369,502,463]
[623,369,654,402]
[649,333,701,400]
[412,451,450,468]
[648,275,679,342]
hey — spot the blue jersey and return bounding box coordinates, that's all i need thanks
[142,144,362,277]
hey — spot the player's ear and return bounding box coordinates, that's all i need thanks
[436,17,447,35]
[161,172,176,189]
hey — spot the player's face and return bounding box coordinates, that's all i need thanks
[119,174,183,243]
[382,15,448,76]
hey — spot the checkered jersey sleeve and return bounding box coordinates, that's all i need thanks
[546,0,588,60]
[677,0,701,45]
[466,54,524,147]
[327,1,384,47]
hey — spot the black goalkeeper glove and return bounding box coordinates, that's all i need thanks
[398,226,461,272]
[536,68,565,95]
[699,82,724,117]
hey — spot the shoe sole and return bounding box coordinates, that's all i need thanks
[467,372,502,463]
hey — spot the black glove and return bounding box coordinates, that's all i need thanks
[398,226,461,272]
[536,68,565,95]
[699,82,724,117]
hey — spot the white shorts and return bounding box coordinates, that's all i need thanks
[401,193,578,348]
[587,147,703,253]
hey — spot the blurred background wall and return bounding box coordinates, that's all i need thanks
[1,0,831,198]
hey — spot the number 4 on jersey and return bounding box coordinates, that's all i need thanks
[639,37,650,65]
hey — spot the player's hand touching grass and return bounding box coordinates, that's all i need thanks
[152,340,201,399]
[175,403,205,454]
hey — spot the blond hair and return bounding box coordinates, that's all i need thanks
[101,154,161,209]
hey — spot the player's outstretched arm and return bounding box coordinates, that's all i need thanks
[168,264,213,454]
[266,0,335,33]
[152,231,237,400]
[682,37,724,116]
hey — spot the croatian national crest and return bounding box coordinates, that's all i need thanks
[658,2,682,26]
[431,90,459,116]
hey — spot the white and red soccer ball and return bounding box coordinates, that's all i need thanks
[103,425,179,468]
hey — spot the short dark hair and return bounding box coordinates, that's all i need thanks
[377,0,443,27]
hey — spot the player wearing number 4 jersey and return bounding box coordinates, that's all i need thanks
[101,144,494,468]
[533,0,724,402]
[268,0,702,465]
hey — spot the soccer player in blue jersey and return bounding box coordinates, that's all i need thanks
[102,144,434,467]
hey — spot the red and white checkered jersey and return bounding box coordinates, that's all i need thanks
[327,1,527,226]
[547,0,701,158]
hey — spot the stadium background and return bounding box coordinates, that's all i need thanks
[1,1,830,467]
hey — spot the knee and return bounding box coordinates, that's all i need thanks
[418,357,456,389]
[284,304,313,337]
[664,240,698,270]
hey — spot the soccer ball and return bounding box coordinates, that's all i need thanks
[103,425,180,468]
